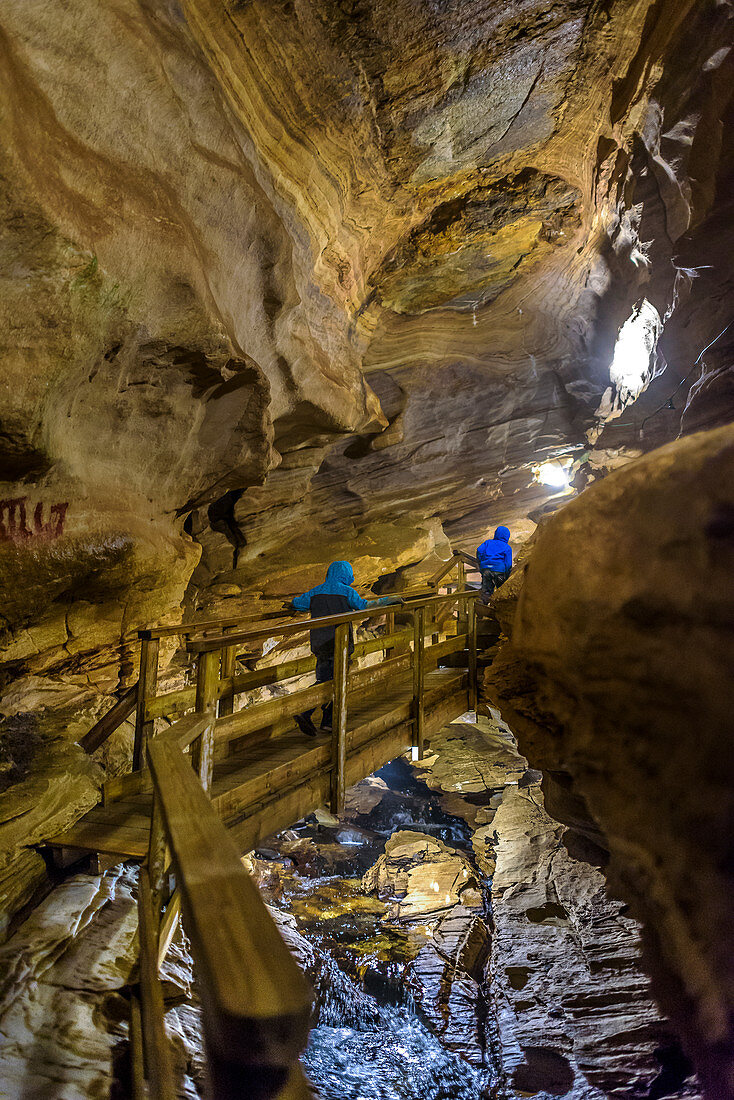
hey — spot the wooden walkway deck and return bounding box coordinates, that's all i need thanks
[41,558,485,1100]
[49,666,467,861]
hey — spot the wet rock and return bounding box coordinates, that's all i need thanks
[0,739,102,937]
[489,781,701,1098]
[362,830,480,922]
[409,714,702,1096]
[344,777,389,817]
[0,866,138,1098]
[406,906,490,1066]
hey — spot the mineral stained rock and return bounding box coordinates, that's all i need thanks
[0,868,138,1100]
[1,0,732,704]
[362,829,480,921]
[418,716,701,1099]
[484,424,734,1097]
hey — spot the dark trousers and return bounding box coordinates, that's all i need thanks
[301,654,336,728]
[480,568,509,603]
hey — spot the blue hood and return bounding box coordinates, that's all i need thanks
[325,560,354,585]
[494,526,510,543]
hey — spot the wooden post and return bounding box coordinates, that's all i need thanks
[219,643,236,717]
[330,622,349,815]
[457,561,467,633]
[133,638,160,771]
[384,609,395,659]
[147,795,168,931]
[412,607,426,759]
[467,597,478,712]
[192,649,220,792]
[137,866,175,1100]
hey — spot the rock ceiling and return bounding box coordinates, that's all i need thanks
[0,0,732,696]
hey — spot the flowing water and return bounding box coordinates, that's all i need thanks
[254,760,494,1099]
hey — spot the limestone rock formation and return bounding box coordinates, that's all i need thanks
[0,868,138,1099]
[362,829,480,921]
[405,906,490,1067]
[419,716,701,1099]
[0,0,733,1091]
[484,424,734,1097]
[1,0,732,711]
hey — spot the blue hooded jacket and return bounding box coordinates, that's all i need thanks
[476,527,512,574]
[292,561,391,656]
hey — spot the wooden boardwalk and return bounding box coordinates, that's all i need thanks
[42,557,483,1099]
[49,665,468,861]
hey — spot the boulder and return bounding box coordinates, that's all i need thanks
[485,423,734,1096]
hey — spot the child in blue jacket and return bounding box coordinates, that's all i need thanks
[291,561,394,735]
[476,527,512,603]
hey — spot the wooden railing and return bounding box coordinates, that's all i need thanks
[79,552,480,763]
[183,588,477,809]
[132,714,312,1100]
[76,555,479,1098]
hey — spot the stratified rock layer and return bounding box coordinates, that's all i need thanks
[485,423,734,1097]
[417,717,701,1099]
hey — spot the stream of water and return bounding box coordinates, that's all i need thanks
[253,760,494,1099]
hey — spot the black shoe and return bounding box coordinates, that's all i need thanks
[320,722,332,733]
[295,714,318,737]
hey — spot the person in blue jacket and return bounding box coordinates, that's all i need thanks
[291,561,395,736]
[476,526,512,603]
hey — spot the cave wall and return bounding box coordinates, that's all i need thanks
[2,0,732,689]
[0,0,733,1015]
[484,423,734,1097]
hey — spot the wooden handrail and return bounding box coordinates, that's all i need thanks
[79,683,138,754]
[146,734,312,1093]
[187,591,476,654]
[428,551,479,589]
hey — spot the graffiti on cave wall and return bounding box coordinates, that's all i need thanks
[0,497,69,543]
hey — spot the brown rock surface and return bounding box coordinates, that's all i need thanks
[0,0,731,699]
[485,424,734,1096]
[362,829,480,922]
[417,715,701,1098]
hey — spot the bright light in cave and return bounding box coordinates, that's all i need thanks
[535,458,573,490]
[609,298,662,397]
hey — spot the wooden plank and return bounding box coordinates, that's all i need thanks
[84,807,152,829]
[227,770,333,855]
[129,993,146,1100]
[345,721,413,788]
[211,740,331,821]
[467,598,478,711]
[157,888,182,970]
[137,866,175,1100]
[80,683,138,754]
[424,688,469,739]
[218,645,237,718]
[172,713,212,752]
[134,638,159,771]
[147,738,312,1067]
[426,633,467,667]
[139,610,288,641]
[103,767,153,806]
[213,651,414,756]
[143,626,428,727]
[188,592,471,653]
[145,685,196,722]
[215,673,467,837]
[147,797,168,918]
[47,821,149,858]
